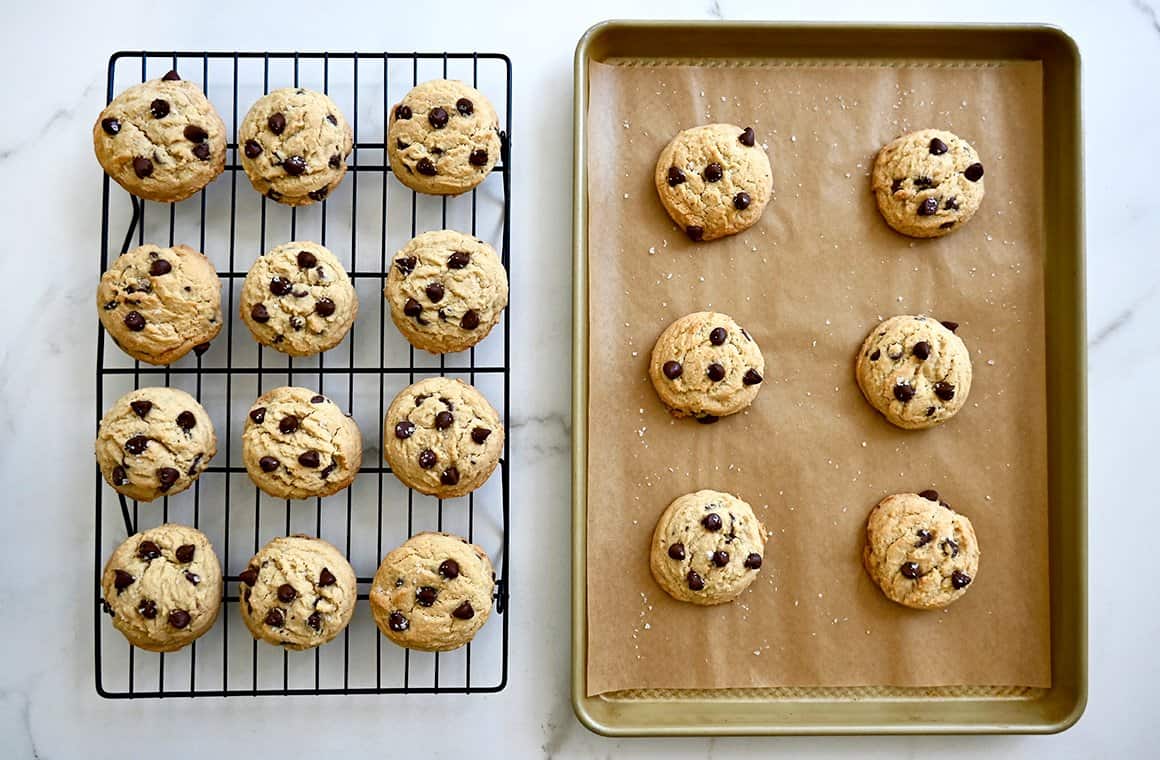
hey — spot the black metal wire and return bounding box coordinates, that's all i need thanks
[95,50,511,698]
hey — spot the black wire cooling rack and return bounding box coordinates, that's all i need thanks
[94,50,511,698]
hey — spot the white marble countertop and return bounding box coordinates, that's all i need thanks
[1,0,1156,756]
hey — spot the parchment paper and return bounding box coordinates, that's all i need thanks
[585,58,1050,695]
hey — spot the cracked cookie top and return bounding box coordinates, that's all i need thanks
[654,123,773,242]
[93,70,227,203]
[242,386,363,500]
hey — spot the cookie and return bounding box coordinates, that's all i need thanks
[96,387,216,502]
[863,491,980,609]
[239,241,358,357]
[385,230,508,354]
[654,123,773,242]
[100,523,222,652]
[872,129,986,238]
[649,490,768,606]
[387,79,502,196]
[93,70,227,203]
[238,87,354,205]
[383,377,504,499]
[238,535,357,650]
[369,531,495,652]
[98,243,222,365]
[242,386,363,500]
[648,311,766,422]
[855,315,972,430]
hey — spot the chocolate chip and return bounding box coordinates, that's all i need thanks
[138,540,161,560]
[891,178,903,193]
[452,601,475,620]
[709,327,727,345]
[138,599,158,619]
[428,107,449,129]
[298,450,320,468]
[900,561,921,579]
[460,310,480,330]
[940,320,959,333]
[319,462,336,480]
[182,125,208,144]
[418,449,437,469]
[743,369,763,385]
[869,349,881,361]
[249,407,266,424]
[918,197,939,216]
[942,538,960,557]
[279,415,299,434]
[310,568,335,589]
[276,583,297,603]
[239,568,258,586]
[388,611,409,631]
[951,570,972,589]
[125,435,149,455]
[453,97,474,116]
[283,155,307,176]
[739,127,755,146]
[919,489,939,502]
[893,381,915,402]
[193,145,212,162]
[915,529,933,547]
[157,467,180,491]
[259,456,279,473]
[926,406,936,417]
[712,550,729,567]
[329,154,342,169]
[471,427,492,445]
[132,157,153,178]
[929,137,948,155]
[149,258,173,277]
[702,513,723,531]
[244,139,262,158]
[944,197,960,211]
[315,297,336,317]
[101,118,121,135]
[934,381,956,401]
[425,282,445,302]
[114,569,135,591]
[733,192,751,210]
[270,276,293,297]
[267,112,286,135]
[665,166,688,187]
[311,395,325,404]
[706,363,726,382]
[914,176,934,190]
[265,608,285,627]
[104,300,118,311]
[439,559,460,580]
[307,612,322,631]
[176,411,196,431]
[696,415,719,425]
[112,466,128,485]
[662,360,682,379]
[130,400,152,418]
[468,148,489,166]
[395,104,412,120]
[703,162,723,182]
[417,157,437,176]
[939,221,955,229]
[266,189,283,201]
[686,225,704,242]
[184,570,200,585]
[435,411,454,430]
[174,544,195,563]
[394,138,409,151]
[162,70,180,81]
[447,252,471,270]
[150,99,169,119]
[441,467,460,486]
[414,395,430,406]
[395,256,417,277]
[686,570,705,591]
[913,341,931,360]
[395,420,416,439]
[964,163,984,182]
[416,586,438,607]
[123,311,146,331]
[668,543,686,560]
[744,553,762,569]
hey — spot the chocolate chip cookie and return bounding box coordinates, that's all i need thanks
[855,315,972,430]
[238,87,354,205]
[650,490,768,606]
[387,79,502,196]
[383,377,503,499]
[100,523,222,652]
[863,491,980,609]
[239,241,358,357]
[385,230,508,354]
[98,243,222,365]
[648,311,765,422]
[369,531,495,652]
[238,535,357,650]
[96,387,216,502]
[242,386,363,500]
[654,123,773,242]
[872,128,985,238]
[93,70,227,203]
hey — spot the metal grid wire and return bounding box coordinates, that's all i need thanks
[94,50,511,698]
